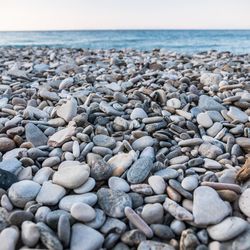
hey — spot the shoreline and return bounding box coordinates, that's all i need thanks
[0,47,250,249]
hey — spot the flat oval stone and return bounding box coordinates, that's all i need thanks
[70,202,96,222]
[197,112,213,128]
[85,208,106,229]
[97,188,132,218]
[74,177,96,194]
[130,108,148,120]
[92,134,116,148]
[207,217,248,241]
[8,180,41,208]
[0,226,19,250]
[141,203,164,224]
[108,177,130,192]
[70,223,104,250]
[167,98,181,109]
[181,175,198,191]
[57,98,77,122]
[148,176,166,194]
[127,157,153,184]
[239,188,250,217]
[58,214,70,248]
[132,136,155,151]
[21,221,40,247]
[0,138,16,152]
[138,240,175,250]
[8,210,34,226]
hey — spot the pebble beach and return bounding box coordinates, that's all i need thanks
[0,47,250,250]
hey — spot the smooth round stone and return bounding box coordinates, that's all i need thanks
[140,147,155,161]
[1,194,13,211]
[193,186,231,226]
[121,229,146,246]
[181,175,198,191]
[127,157,153,184]
[198,95,225,112]
[154,168,179,180]
[35,206,51,223]
[33,167,54,185]
[170,219,186,235]
[8,210,34,226]
[178,138,203,147]
[206,110,224,122]
[71,202,96,222]
[207,122,223,137]
[92,134,116,148]
[150,224,175,240]
[207,217,248,241]
[239,188,250,217]
[138,240,175,250]
[46,210,72,229]
[217,190,238,202]
[8,180,41,208]
[59,193,97,212]
[70,223,104,250]
[141,203,164,224]
[198,142,223,159]
[108,177,130,192]
[128,192,144,208]
[57,98,77,122]
[130,108,148,120]
[42,156,60,168]
[148,176,166,194]
[227,106,248,123]
[97,188,132,218]
[36,181,66,205]
[200,73,222,86]
[0,169,18,190]
[85,209,106,229]
[74,177,96,194]
[0,226,19,250]
[203,158,222,170]
[0,137,15,152]
[197,112,213,128]
[25,123,48,147]
[90,159,112,181]
[53,161,90,189]
[167,98,181,109]
[132,136,155,151]
[58,214,71,248]
[0,158,22,174]
[169,155,189,165]
[21,221,40,247]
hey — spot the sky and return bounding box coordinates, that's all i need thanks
[0,0,250,31]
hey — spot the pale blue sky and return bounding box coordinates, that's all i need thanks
[0,0,250,30]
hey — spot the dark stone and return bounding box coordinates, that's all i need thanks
[0,169,18,190]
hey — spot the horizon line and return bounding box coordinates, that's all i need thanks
[1,28,250,32]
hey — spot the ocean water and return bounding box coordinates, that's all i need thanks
[0,30,250,53]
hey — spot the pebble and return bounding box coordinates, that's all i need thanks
[74,177,96,194]
[56,98,77,122]
[70,202,96,222]
[227,106,248,123]
[90,159,112,180]
[0,226,20,250]
[197,112,213,128]
[97,188,132,218]
[21,221,40,247]
[141,203,164,224]
[108,177,130,192]
[8,180,41,208]
[138,240,175,250]
[181,175,198,191]
[92,134,116,148]
[207,217,248,241]
[70,223,104,250]
[0,169,18,190]
[130,108,148,120]
[239,188,250,217]
[58,214,71,247]
[52,161,89,189]
[25,123,48,146]
[36,181,66,205]
[132,136,155,151]
[127,157,153,184]
[167,98,181,109]
[0,137,16,152]
[148,176,166,194]
[193,186,231,226]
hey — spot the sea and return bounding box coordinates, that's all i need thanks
[0,30,250,53]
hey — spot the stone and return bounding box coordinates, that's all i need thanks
[127,157,153,184]
[167,98,181,109]
[198,95,225,111]
[239,188,250,217]
[197,112,213,128]
[170,220,186,235]
[0,158,22,174]
[97,188,132,218]
[200,73,222,86]
[74,177,96,194]
[141,203,164,224]
[108,177,130,192]
[236,137,250,153]
[57,98,77,122]
[90,159,112,180]
[36,181,66,205]
[132,136,155,151]
[70,223,104,250]
[163,198,193,221]
[199,142,223,159]
[150,224,175,240]
[155,168,179,180]
[181,175,198,191]
[59,193,97,211]
[0,169,18,190]
[130,108,148,120]
[207,217,248,241]
[0,137,15,152]
[203,158,222,169]
[70,202,96,222]
[21,221,40,247]
[148,176,166,194]
[227,106,248,123]
[48,126,76,147]
[25,123,48,146]
[178,138,203,147]
[8,210,34,226]
[85,208,106,229]
[58,214,71,247]
[37,222,63,250]
[99,101,123,116]
[138,240,175,250]
[8,180,41,208]
[193,186,231,226]
[92,134,116,148]
[0,226,19,250]
[53,161,89,189]
[121,229,146,246]
[207,122,223,137]
[59,77,74,90]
